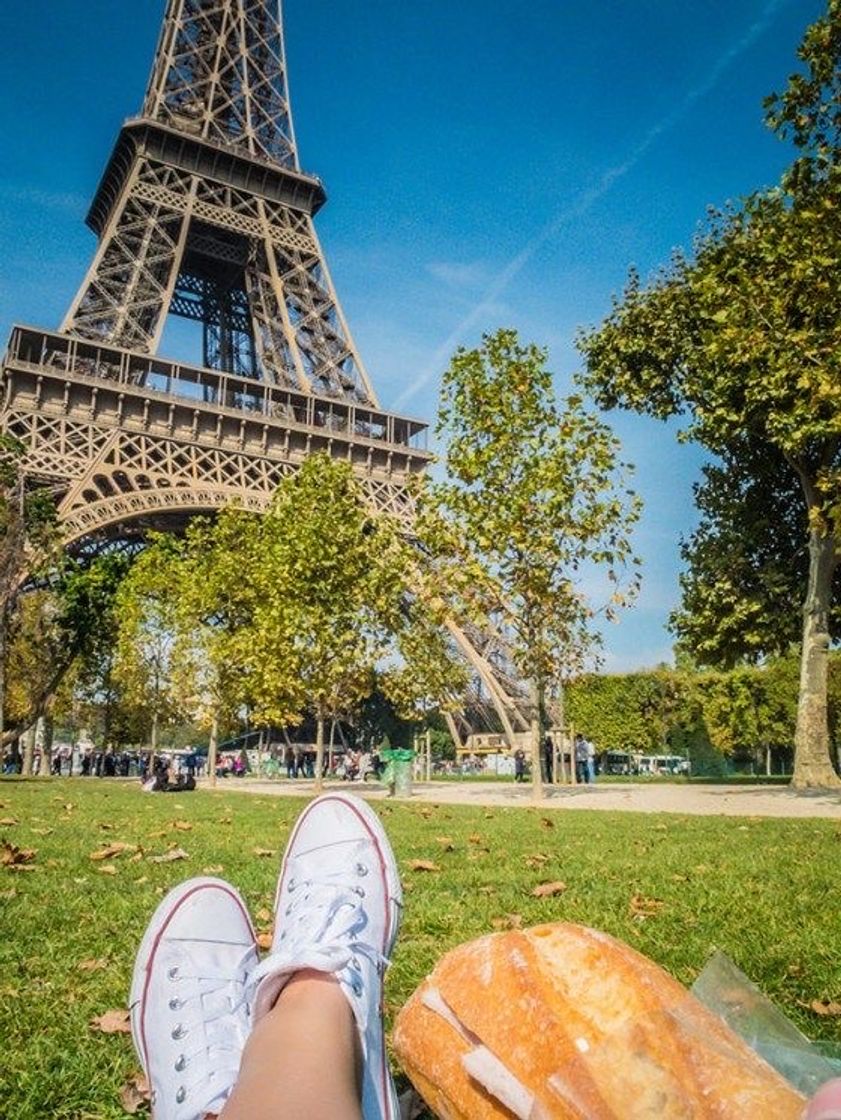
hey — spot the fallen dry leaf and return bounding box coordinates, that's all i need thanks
[149,848,189,864]
[202,865,224,874]
[90,1008,131,1034]
[478,885,496,895]
[30,827,53,836]
[89,842,138,861]
[0,888,17,900]
[255,907,273,923]
[491,913,523,930]
[629,893,664,920]
[172,820,192,832]
[98,864,119,876]
[253,848,276,858]
[468,833,484,845]
[407,859,440,872]
[532,880,567,898]
[256,931,274,951]
[0,817,18,826]
[1,842,36,867]
[78,958,109,972]
[526,853,550,868]
[119,1072,151,1115]
[435,836,455,851]
[539,817,555,830]
[810,999,841,1017]
[134,876,149,885]
[98,822,115,831]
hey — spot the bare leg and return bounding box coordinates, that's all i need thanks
[220,970,362,1120]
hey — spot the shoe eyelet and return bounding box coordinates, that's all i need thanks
[169,998,182,1011]
[351,977,363,997]
[167,967,179,980]
[176,1086,187,1104]
[174,1055,187,1072]
[287,878,296,892]
[171,1024,187,1040]
[356,862,369,876]
[351,955,361,970]
[353,886,366,898]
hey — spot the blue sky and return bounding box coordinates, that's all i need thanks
[0,0,825,671]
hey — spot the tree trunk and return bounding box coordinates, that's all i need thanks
[208,714,219,788]
[149,711,159,776]
[38,714,54,776]
[21,723,36,776]
[425,727,432,781]
[529,679,542,802]
[314,713,325,794]
[792,527,840,788]
[327,719,335,777]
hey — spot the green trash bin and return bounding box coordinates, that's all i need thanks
[381,748,414,798]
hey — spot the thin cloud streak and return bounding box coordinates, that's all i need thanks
[393,0,790,411]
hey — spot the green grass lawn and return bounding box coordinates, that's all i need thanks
[2,777,840,1118]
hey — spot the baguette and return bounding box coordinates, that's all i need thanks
[393,923,805,1119]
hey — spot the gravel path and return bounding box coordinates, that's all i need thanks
[214,777,841,820]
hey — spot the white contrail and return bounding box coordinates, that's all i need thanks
[393,0,791,412]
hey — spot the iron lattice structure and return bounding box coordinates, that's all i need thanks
[0,0,532,746]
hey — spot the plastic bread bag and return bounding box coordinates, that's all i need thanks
[691,949,841,1098]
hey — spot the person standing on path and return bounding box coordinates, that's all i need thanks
[586,737,597,784]
[514,747,526,782]
[574,733,588,784]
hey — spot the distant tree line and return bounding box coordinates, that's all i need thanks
[565,652,841,775]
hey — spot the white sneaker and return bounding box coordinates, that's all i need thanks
[252,792,403,1120]
[129,877,258,1120]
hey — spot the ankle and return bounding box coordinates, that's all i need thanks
[271,969,362,1087]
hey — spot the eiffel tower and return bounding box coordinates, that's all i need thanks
[0,0,533,749]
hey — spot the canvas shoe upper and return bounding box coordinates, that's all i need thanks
[129,877,258,1120]
[252,792,403,1120]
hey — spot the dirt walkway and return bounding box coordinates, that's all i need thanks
[213,777,841,820]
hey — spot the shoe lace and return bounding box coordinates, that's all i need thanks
[168,948,253,1111]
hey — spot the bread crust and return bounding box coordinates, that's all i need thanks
[393,923,806,1119]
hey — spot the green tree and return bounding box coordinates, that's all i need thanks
[670,439,841,666]
[578,5,841,788]
[1,551,130,763]
[422,328,641,800]
[234,455,420,791]
[114,547,183,762]
[119,456,464,791]
[0,434,62,746]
